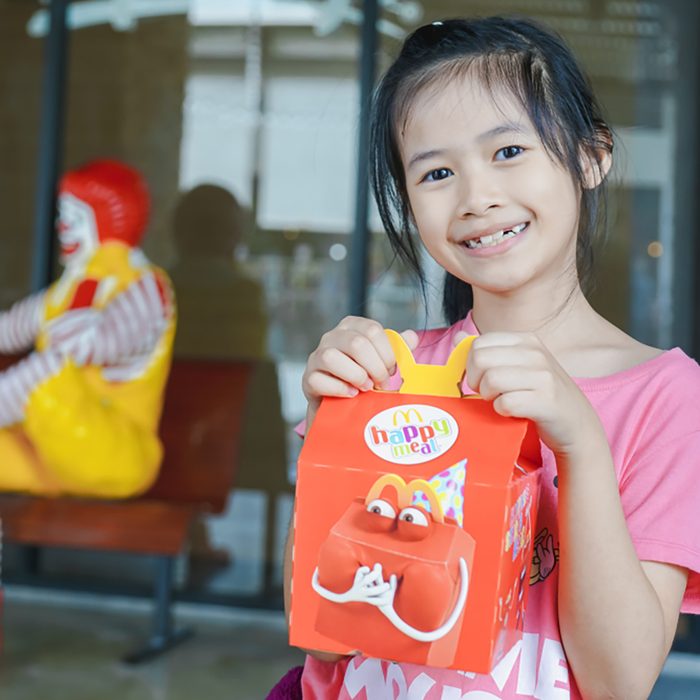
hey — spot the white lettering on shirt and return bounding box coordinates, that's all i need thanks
[534,639,569,699]
[441,689,502,699]
[342,634,571,699]
[408,673,437,699]
[491,633,539,694]
[344,657,388,700]
[344,659,437,700]
[387,662,408,698]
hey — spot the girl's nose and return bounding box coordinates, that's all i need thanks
[457,174,500,218]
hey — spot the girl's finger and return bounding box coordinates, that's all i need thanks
[400,329,419,350]
[308,346,375,391]
[364,321,398,375]
[453,330,469,345]
[492,389,538,419]
[303,370,361,399]
[467,345,544,393]
[330,329,394,387]
[335,316,393,372]
[477,366,545,401]
[337,315,376,332]
[472,332,531,350]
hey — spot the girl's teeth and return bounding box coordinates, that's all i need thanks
[465,223,527,249]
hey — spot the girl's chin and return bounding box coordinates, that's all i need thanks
[453,271,536,297]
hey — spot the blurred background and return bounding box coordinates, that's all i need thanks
[0,0,699,698]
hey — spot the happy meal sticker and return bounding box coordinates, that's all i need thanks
[364,404,459,465]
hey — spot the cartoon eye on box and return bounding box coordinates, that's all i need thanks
[311,462,476,667]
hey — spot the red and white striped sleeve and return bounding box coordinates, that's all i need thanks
[0,273,173,428]
[80,270,173,366]
[0,292,45,354]
[44,270,173,366]
[0,349,63,426]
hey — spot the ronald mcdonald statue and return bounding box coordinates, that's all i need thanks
[0,160,176,498]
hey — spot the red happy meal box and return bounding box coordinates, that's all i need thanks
[290,331,543,673]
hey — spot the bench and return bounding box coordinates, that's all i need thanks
[0,356,256,663]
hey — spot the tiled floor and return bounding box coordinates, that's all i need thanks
[2,586,700,699]
[1,587,304,700]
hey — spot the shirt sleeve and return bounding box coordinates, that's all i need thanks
[619,429,700,613]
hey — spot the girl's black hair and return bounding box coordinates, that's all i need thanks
[369,16,612,325]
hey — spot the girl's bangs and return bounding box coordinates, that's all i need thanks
[392,52,569,169]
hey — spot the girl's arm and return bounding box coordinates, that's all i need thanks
[466,331,686,700]
[557,441,686,700]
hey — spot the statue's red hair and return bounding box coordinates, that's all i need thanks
[60,160,150,247]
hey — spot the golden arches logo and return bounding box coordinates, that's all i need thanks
[392,408,424,426]
[365,474,444,523]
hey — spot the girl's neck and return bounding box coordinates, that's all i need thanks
[469,286,663,379]
[470,281,603,353]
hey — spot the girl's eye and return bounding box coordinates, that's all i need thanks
[421,167,453,183]
[495,145,524,161]
[366,499,396,519]
[398,507,429,527]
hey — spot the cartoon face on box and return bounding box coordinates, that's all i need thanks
[312,469,476,667]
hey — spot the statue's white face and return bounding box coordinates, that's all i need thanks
[57,193,99,267]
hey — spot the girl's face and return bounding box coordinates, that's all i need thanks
[399,72,581,299]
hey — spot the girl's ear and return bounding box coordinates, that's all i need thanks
[581,128,613,190]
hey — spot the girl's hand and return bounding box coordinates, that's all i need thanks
[302,316,417,427]
[461,331,607,463]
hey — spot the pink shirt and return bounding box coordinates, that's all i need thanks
[301,313,700,699]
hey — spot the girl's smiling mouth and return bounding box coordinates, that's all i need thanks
[461,222,529,250]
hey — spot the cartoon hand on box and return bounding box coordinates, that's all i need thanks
[312,466,474,645]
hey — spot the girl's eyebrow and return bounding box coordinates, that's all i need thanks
[406,122,531,172]
[478,122,530,142]
[406,149,446,172]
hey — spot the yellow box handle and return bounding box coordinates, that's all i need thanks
[384,329,477,398]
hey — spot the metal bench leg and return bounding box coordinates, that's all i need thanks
[123,555,194,664]
[21,545,42,576]
[262,494,277,600]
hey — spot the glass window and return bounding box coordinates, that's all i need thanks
[0,0,366,610]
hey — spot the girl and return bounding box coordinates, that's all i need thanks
[283,16,700,699]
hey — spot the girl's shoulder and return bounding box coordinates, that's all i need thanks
[411,315,700,401]
[566,311,697,385]
[574,329,700,389]
[576,336,700,447]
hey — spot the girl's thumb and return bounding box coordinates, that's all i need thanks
[399,329,419,350]
[453,331,469,346]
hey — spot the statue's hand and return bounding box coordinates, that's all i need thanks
[44,308,99,363]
